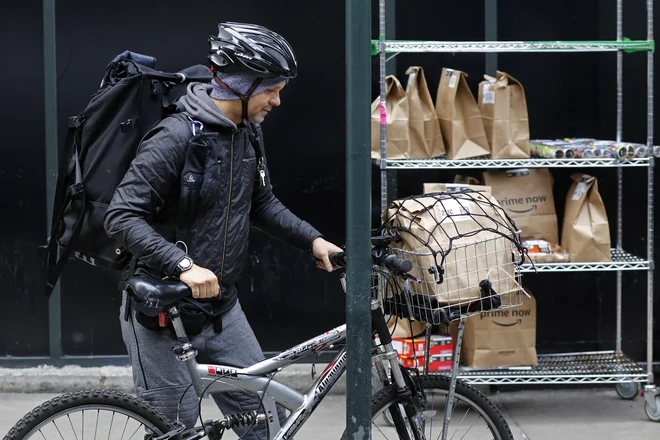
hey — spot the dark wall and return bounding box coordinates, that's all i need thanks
[0,0,657,363]
[0,1,50,357]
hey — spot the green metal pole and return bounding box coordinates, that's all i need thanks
[485,0,498,76]
[346,0,372,438]
[43,0,62,362]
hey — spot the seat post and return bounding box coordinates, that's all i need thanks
[169,305,191,343]
[168,305,206,396]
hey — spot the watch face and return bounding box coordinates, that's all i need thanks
[179,257,193,270]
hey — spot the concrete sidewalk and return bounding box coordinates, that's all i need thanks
[2,388,658,439]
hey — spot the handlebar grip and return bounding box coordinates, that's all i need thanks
[329,252,347,268]
[382,255,413,273]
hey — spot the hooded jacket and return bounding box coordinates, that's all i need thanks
[104,82,322,313]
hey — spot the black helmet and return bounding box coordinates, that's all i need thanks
[208,22,297,79]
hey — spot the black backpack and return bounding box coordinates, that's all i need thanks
[44,50,212,299]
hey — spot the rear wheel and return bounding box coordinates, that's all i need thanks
[3,390,176,440]
[343,374,513,440]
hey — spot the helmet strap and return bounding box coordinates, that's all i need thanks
[212,75,263,124]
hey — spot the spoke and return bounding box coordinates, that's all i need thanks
[52,420,66,440]
[120,415,130,440]
[94,410,99,440]
[126,423,143,440]
[429,401,433,440]
[108,412,116,440]
[373,420,389,439]
[38,429,47,440]
[82,411,85,440]
[457,423,475,440]
[451,404,471,440]
[67,414,80,440]
[475,425,492,439]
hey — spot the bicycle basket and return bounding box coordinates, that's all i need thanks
[378,189,529,325]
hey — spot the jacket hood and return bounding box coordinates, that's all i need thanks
[176,82,237,129]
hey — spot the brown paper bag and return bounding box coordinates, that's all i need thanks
[388,318,426,338]
[478,71,531,159]
[482,168,559,244]
[452,292,537,368]
[405,66,446,158]
[371,75,417,159]
[383,192,518,305]
[561,174,611,262]
[435,68,490,159]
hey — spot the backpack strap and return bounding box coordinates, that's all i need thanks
[44,119,87,298]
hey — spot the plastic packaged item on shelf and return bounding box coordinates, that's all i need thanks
[590,141,628,160]
[563,138,598,144]
[532,138,649,160]
[389,334,454,357]
[374,334,454,372]
[523,239,570,263]
[399,353,453,372]
[619,142,649,158]
[530,141,565,158]
[560,143,597,158]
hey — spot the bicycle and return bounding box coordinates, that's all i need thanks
[6,191,525,440]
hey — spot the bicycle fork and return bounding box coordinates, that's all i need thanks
[371,300,427,440]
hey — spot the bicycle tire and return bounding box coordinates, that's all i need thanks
[3,390,176,440]
[342,374,513,440]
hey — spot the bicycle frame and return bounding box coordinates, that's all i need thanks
[175,316,351,440]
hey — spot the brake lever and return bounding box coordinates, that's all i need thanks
[401,272,419,283]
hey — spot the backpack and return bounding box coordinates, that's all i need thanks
[44,50,213,299]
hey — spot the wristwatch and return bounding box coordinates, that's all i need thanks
[172,255,194,278]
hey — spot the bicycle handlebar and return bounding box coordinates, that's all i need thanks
[329,251,412,274]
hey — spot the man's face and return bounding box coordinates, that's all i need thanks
[247,81,286,124]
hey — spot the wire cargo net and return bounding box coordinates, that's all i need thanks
[378,190,530,325]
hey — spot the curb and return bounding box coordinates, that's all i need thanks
[0,364,346,395]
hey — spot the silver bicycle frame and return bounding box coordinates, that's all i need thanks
[173,313,350,440]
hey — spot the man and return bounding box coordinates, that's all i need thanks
[104,21,342,438]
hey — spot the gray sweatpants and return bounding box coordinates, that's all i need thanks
[120,293,282,439]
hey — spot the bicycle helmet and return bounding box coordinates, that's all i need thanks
[208,22,297,79]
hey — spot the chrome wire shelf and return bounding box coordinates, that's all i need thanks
[521,249,648,272]
[372,40,655,54]
[383,157,649,169]
[446,351,648,385]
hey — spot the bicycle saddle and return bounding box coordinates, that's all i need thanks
[125,274,191,314]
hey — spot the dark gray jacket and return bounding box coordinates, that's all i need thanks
[104,82,321,312]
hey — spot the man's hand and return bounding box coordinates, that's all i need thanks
[311,237,344,272]
[179,264,220,299]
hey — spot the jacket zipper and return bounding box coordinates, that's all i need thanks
[219,133,235,282]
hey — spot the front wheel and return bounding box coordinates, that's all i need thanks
[343,374,513,440]
[3,390,176,440]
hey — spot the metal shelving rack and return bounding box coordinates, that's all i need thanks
[374,0,659,419]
